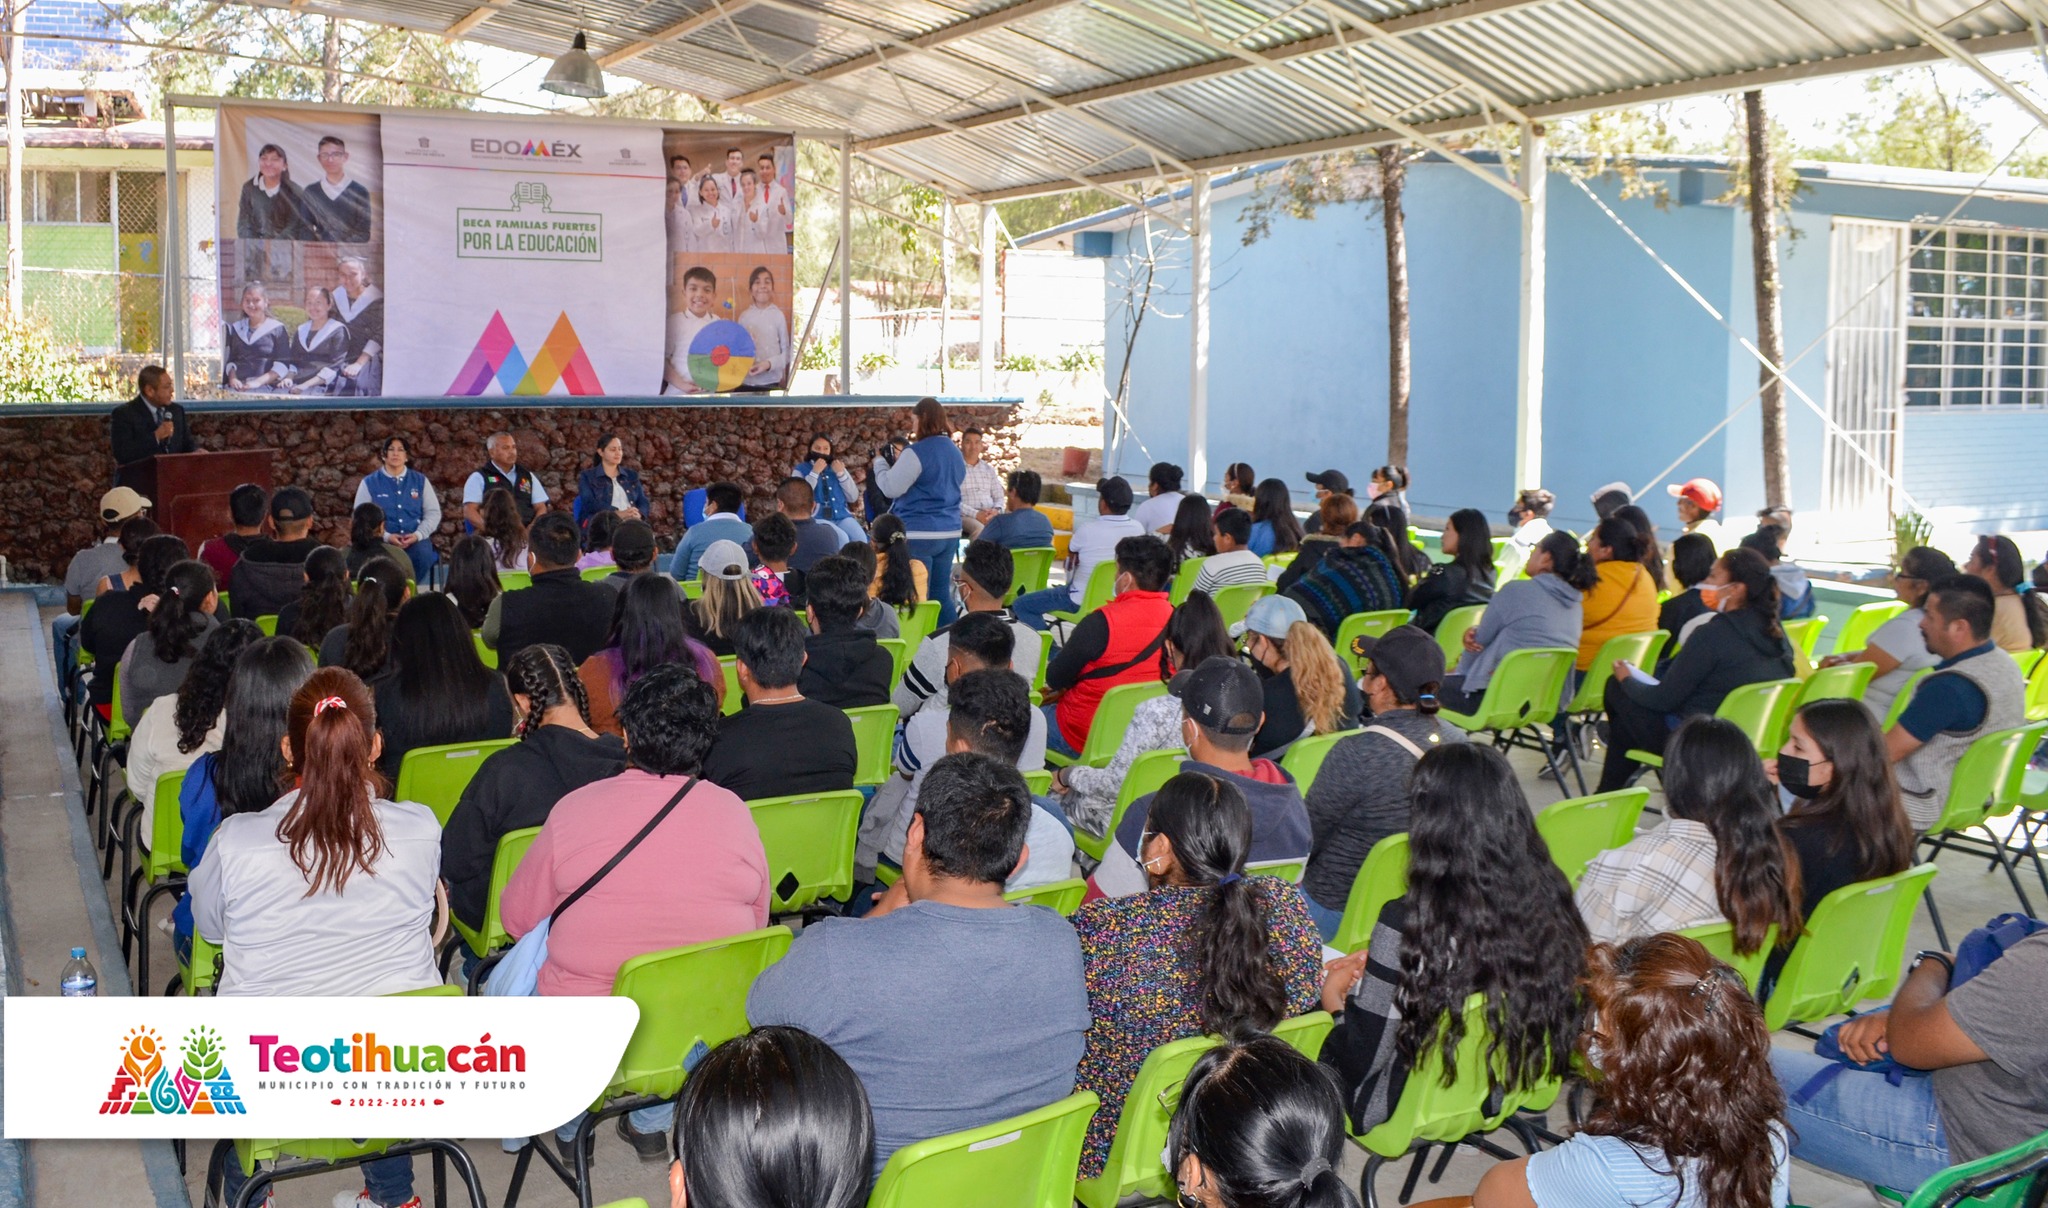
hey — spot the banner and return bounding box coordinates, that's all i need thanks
[3,997,637,1138]
[213,102,797,399]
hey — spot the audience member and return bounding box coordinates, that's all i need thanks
[1668,477,1726,552]
[1214,462,1256,514]
[895,541,1038,714]
[1097,657,1312,898]
[1887,574,2027,831]
[665,1026,876,1208]
[462,431,548,528]
[602,520,659,590]
[580,572,723,736]
[321,557,407,677]
[577,509,621,571]
[1013,475,1147,631]
[119,559,218,722]
[1131,462,1190,533]
[1597,548,1797,792]
[1073,771,1322,1177]
[1437,530,1592,715]
[702,607,857,801]
[958,426,1006,539]
[1474,934,1790,1208]
[197,483,268,591]
[81,532,184,717]
[685,539,762,658]
[868,513,927,610]
[230,488,320,620]
[372,594,515,782]
[1367,464,1411,518]
[669,481,753,580]
[1274,493,1360,593]
[874,398,969,626]
[480,488,530,571]
[1965,533,2047,653]
[797,555,895,708]
[278,546,348,647]
[1406,507,1496,634]
[1301,469,1352,537]
[66,487,152,615]
[748,752,1090,1175]
[1740,525,1815,620]
[1235,594,1359,757]
[1170,1035,1361,1208]
[1819,545,1952,719]
[355,436,441,581]
[1164,493,1217,565]
[345,504,413,584]
[749,512,802,608]
[795,433,867,545]
[1192,507,1269,595]
[573,432,650,526]
[444,534,501,630]
[1578,516,1660,673]
[484,513,616,664]
[124,619,260,839]
[976,470,1055,551]
[1494,488,1555,583]
[1042,535,1175,757]
[839,542,901,639]
[1247,479,1305,557]
[97,513,159,596]
[1281,520,1408,640]
[1657,532,1719,645]
[1589,480,1632,521]
[776,476,847,572]
[441,644,625,936]
[1301,626,1465,940]
[1578,716,1802,951]
[1320,744,1585,1137]
[1611,502,1669,592]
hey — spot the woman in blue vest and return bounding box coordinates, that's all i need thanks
[574,432,651,527]
[353,435,442,582]
[793,433,867,544]
[875,397,967,625]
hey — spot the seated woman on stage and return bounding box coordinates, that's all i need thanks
[281,285,351,395]
[222,281,285,392]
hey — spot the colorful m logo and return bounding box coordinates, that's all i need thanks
[447,312,604,396]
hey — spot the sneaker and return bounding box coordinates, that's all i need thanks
[616,1114,668,1163]
[332,1194,421,1208]
[553,1127,594,1168]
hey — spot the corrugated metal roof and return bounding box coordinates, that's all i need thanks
[307,0,2039,199]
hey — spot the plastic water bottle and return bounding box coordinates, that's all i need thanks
[59,947,97,997]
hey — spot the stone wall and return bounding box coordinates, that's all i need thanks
[0,402,1023,583]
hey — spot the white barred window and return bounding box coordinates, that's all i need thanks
[1906,226,2048,408]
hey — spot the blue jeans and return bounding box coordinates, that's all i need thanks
[1041,702,1078,760]
[556,1102,673,1141]
[906,538,959,627]
[395,537,438,583]
[1012,586,1077,632]
[225,1153,412,1207]
[1770,1048,1949,1193]
[1305,896,1345,945]
[832,515,868,545]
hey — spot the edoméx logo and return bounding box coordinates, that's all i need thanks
[6,998,635,1139]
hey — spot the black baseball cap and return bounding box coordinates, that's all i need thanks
[1095,476,1135,513]
[270,486,315,523]
[1306,469,1351,494]
[1350,625,1445,701]
[1169,656,1263,736]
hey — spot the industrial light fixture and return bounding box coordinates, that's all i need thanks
[542,32,606,98]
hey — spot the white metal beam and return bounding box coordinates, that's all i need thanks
[980,203,997,395]
[1515,127,1546,490]
[445,0,513,38]
[1189,172,1211,494]
[597,0,760,69]
[1872,0,2048,132]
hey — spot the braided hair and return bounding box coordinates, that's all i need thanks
[504,643,590,739]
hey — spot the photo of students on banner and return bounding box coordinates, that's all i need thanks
[661,130,795,394]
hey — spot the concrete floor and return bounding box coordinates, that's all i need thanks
[14,595,2037,1208]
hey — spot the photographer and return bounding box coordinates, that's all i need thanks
[865,434,907,523]
[795,434,867,544]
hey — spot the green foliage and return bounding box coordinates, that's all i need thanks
[856,351,898,375]
[182,1027,225,1082]
[997,193,1120,240]
[1895,510,1934,567]
[0,311,127,402]
[997,352,1046,373]
[1539,107,1684,204]
[1238,149,1387,246]
[1056,347,1103,375]
[1812,71,1995,175]
[797,333,840,372]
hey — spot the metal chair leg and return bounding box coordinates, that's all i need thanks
[1359,1153,1386,1208]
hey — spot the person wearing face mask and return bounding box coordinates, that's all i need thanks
[1493,488,1556,584]
[1596,547,1797,793]
[1232,595,1360,758]
[1039,535,1175,759]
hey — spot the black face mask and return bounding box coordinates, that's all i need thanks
[1507,508,1526,527]
[1777,754,1825,800]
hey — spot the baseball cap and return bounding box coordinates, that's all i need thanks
[1590,482,1632,517]
[1305,469,1351,494]
[699,538,749,581]
[1666,478,1723,512]
[1168,656,1264,736]
[1350,625,1446,702]
[1231,593,1306,641]
[611,520,656,567]
[99,486,151,523]
[1095,476,1134,513]
[270,486,315,523]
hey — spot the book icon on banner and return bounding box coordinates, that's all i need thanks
[687,320,755,393]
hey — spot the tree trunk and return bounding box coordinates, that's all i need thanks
[1745,89,1790,509]
[1378,145,1412,465]
[322,18,342,104]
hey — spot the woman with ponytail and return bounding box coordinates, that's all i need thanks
[1436,529,1592,715]
[345,501,413,581]
[371,593,514,781]
[868,513,926,610]
[280,545,349,647]
[189,666,440,1208]
[1071,771,1324,1179]
[1236,595,1360,758]
[1965,533,2046,652]
[125,618,261,843]
[320,556,409,677]
[1169,1035,1360,1208]
[441,644,625,936]
[120,558,219,722]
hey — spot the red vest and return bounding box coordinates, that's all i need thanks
[1055,590,1173,752]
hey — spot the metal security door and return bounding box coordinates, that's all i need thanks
[1822,219,1908,534]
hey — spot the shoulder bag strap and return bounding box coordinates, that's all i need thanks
[1358,724,1427,759]
[1075,623,1170,683]
[1582,564,1649,632]
[548,775,697,928]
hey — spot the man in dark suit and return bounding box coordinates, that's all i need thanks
[110,366,196,467]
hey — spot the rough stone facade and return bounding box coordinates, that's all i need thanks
[2,402,1023,583]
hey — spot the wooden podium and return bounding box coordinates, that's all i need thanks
[116,450,277,556]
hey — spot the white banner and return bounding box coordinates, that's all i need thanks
[379,114,666,398]
[3,997,638,1138]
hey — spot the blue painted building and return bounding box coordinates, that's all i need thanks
[1022,154,2048,545]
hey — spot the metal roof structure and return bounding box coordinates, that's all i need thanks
[287,0,2048,202]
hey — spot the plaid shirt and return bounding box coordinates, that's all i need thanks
[1574,818,1723,944]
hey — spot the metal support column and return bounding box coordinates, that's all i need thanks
[1188,172,1211,494]
[3,0,21,319]
[838,135,852,395]
[163,103,183,394]
[1514,128,1547,490]
[978,203,997,395]
[939,197,953,392]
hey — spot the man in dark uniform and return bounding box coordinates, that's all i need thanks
[110,365,195,467]
[462,431,550,529]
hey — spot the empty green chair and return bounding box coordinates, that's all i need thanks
[394,738,517,827]
[1210,581,1269,628]
[1835,600,1908,656]
[1764,864,1938,1032]
[1676,921,1779,996]
[1437,646,1581,791]
[1796,660,1877,709]
[448,825,541,966]
[1915,722,2048,946]
[846,704,898,787]
[1168,555,1209,604]
[1783,615,1830,662]
[1075,746,1184,862]
[1005,877,1086,914]
[473,631,498,669]
[900,599,941,651]
[1048,561,1119,628]
[1627,678,1802,771]
[748,790,863,913]
[1332,832,1408,953]
[1534,787,1649,886]
[871,1090,1099,1208]
[1435,604,1487,672]
[1279,729,1349,793]
[876,637,911,688]
[1045,681,1168,770]
[1006,547,1057,604]
[1336,610,1415,676]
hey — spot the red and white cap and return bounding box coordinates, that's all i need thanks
[1666,478,1722,512]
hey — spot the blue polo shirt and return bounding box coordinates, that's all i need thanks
[1897,640,1995,742]
[667,513,756,580]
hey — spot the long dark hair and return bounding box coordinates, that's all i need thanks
[1444,508,1495,586]
[583,508,620,555]
[1395,744,1586,1095]
[589,431,623,469]
[673,1026,875,1208]
[1580,934,1787,1208]
[1167,1036,1359,1208]
[293,546,351,645]
[1973,533,2048,648]
[212,637,316,816]
[148,559,216,662]
[1778,700,1914,884]
[1663,717,1803,956]
[1592,516,1646,567]
[445,534,501,629]
[1535,529,1600,592]
[1251,480,1303,554]
[1164,592,1236,682]
[1718,547,1784,642]
[910,397,950,441]
[341,557,408,680]
[1146,773,1287,1037]
[1612,504,1668,591]
[1362,503,1427,584]
[869,513,919,608]
[504,644,591,739]
[173,619,262,753]
[278,667,386,896]
[603,572,716,697]
[1167,494,1217,564]
[349,502,387,554]
[481,488,527,568]
[386,594,497,744]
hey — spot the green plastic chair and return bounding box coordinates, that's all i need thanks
[1533,787,1649,886]
[1764,864,1939,1031]
[181,931,221,996]
[473,630,498,669]
[1437,646,1581,792]
[1006,547,1057,604]
[1023,768,1053,796]
[682,576,704,600]
[1885,667,1934,728]
[1835,600,1909,656]
[1246,857,1305,882]
[900,599,941,651]
[1279,730,1349,794]
[1627,678,1802,771]
[1263,551,1297,573]
[1336,610,1415,676]
[1075,745,1185,862]
[846,704,898,787]
[1796,660,1878,709]
[1915,722,2048,946]
[1210,581,1269,628]
[1047,560,1119,627]
[876,638,911,688]
[253,613,280,637]
[719,655,743,716]
[1045,681,1169,770]
[596,1200,651,1208]
[1676,921,1779,995]
[1563,630,1668,717]
[448,825,541,964]
[1783,615,1830,662]
[1435,604,1487,672]
[2015,649,2043,680]
[1005,877,1086,913]
[2027,654,2048,723]
[871,1090,1099,1208]
[580,565,616,582]
[119,768,188,990]
[1033,639,1053,692]
[1168,555,1209,604]
[394,738,517,827]
[749,791,863,913]
[1073,1013,1334,1208]
[1886,1126,2048,1207]
[1332,832,1409,953]
[499,569,533,591]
